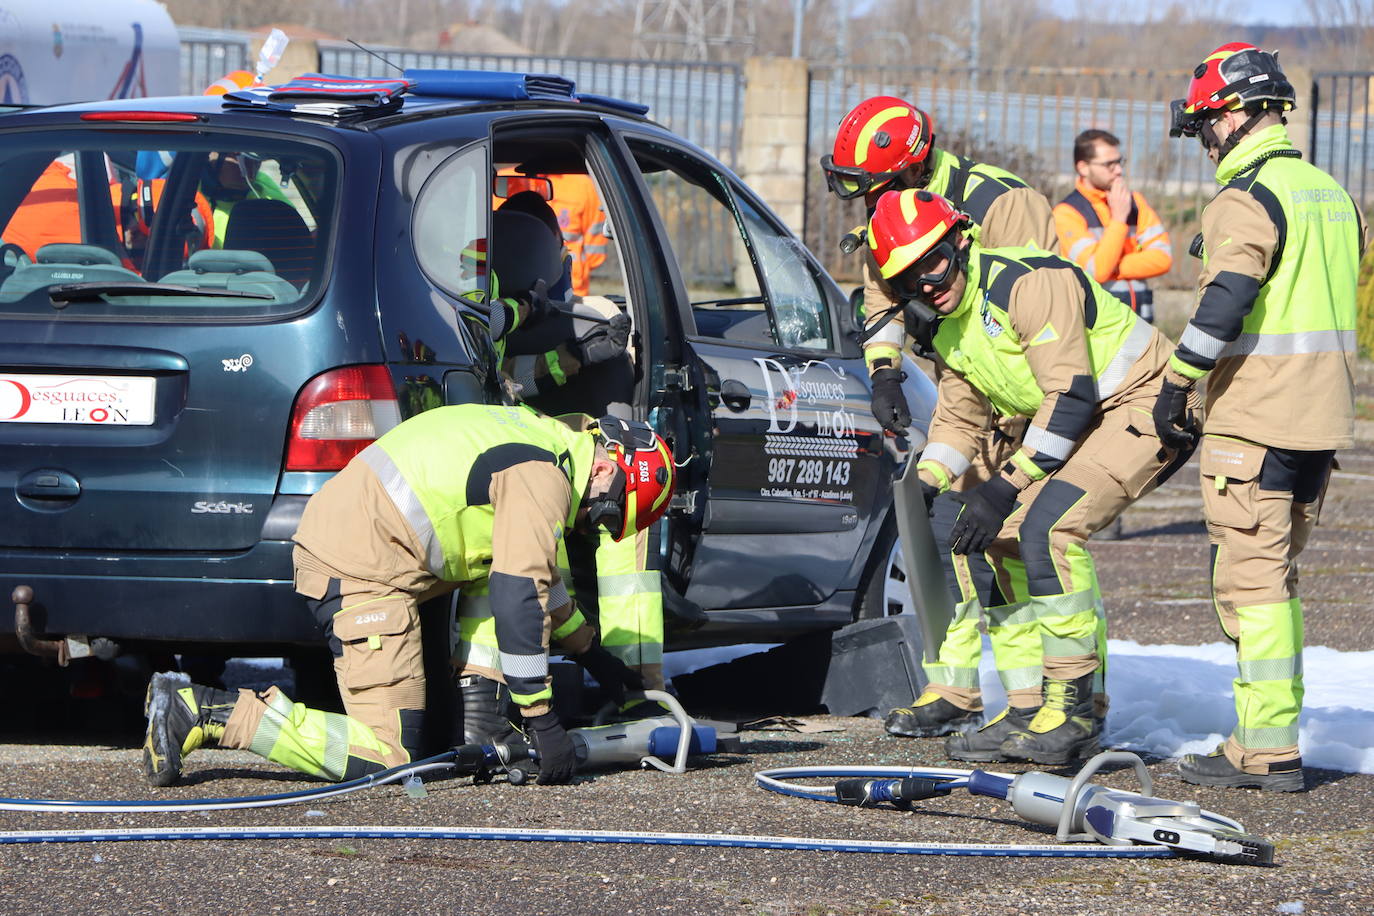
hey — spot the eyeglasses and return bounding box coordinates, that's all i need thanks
[1088,157,1125,170]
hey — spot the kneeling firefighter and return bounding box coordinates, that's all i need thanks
[143,404,675,787]
[868,189,1196,764]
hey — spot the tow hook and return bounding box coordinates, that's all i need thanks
[12,586,120,665]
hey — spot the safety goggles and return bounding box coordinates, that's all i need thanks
[597,415,658,457]
[892,237,959,302]
[820,155,903,200]
[1168,98,1206,139]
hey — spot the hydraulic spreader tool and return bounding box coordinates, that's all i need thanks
[756,751,1274,865]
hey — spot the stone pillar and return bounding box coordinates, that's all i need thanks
[739,57,809,238]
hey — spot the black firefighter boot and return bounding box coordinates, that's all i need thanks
[142,672,238,787]
[999,672,1101,766]
[1178,746,1305,792]
[944,703,1042,762]
[458,674,518,745]
[884,692,982,738]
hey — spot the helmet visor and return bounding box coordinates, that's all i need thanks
[891,237,959,304]
[821,155,903,200]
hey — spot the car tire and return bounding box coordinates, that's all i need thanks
[854,513,913,620]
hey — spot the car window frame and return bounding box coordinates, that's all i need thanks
[615,128,845,358]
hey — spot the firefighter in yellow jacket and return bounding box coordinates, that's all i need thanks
[822,96,1057,747]
[1158,43,1364,792]
[867,188,1192,764]
[141,405,675,787]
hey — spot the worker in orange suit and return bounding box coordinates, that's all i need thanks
[1054,129,1172,323]
[2,160,81,260]
[548,174,609,297]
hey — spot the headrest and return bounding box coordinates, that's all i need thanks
[490,209,563,298]
[187,249,276,275]
[35,244,123,266]
[498,191,562,240]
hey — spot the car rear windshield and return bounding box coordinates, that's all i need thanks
[0,128,339,320]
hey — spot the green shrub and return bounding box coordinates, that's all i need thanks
[1358,244,1374,358]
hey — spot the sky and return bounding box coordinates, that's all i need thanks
[1045,0,1312,26]
[665,637,1374,775]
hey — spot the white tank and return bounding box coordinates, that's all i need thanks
[0,0,180,106]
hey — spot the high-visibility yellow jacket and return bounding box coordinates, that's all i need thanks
[1171,124,1365,451]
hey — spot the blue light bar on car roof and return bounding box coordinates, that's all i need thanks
[218,69,650,119]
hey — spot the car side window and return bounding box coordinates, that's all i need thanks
[412,145,487,304]
[626,138,833,351]
[626,141,771,345]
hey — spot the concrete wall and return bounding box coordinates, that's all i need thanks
[739,57,809,239]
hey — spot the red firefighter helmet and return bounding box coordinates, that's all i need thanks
[1170,42,1295,138]
[822,96,935,200]
[867,189,966,287]
[590,416,675,541]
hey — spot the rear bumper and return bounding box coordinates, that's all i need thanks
[0,539,318,645]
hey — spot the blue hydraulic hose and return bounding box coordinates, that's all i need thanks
[0,755,460,813]
[0,761,1174,858]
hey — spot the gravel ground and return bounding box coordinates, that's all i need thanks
[2,356,1373,915]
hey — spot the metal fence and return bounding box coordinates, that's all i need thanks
[319,44,743,170]
[177,28,251,97]
[805,65,1209,285]
[1311,71,1374,213]
[175,35,1374,290]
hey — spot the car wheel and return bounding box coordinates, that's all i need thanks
[854,515,915,620]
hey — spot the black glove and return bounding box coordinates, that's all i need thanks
[518,278,553,325]
[526,710,577,785]
[573,313,631,366]
[576,641,646,705]
[870,367,912,434]
[949,475,1019,556]
[920,480,940,515]
[1152,376,1198,451]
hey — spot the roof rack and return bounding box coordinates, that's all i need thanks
[218,69,649,120]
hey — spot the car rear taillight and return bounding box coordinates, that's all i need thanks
[285,365,402,471]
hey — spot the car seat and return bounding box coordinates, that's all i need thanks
[159,249,299,303]
[221,198,315,289]
[0,243,142,298]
